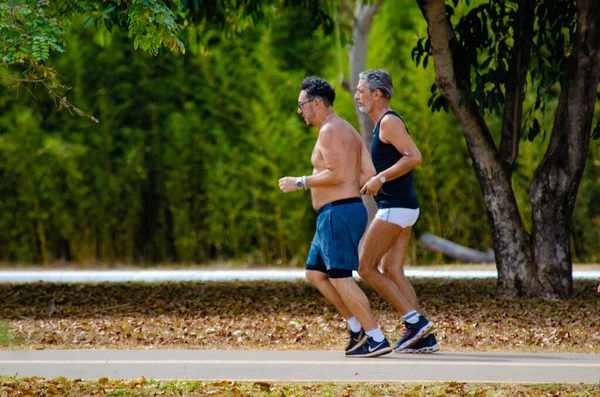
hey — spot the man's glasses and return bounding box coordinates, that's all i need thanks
[298,97,316,111]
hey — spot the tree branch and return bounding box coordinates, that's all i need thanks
[416,0,496,152]
[356,0,382,31]
[340,0,357,23]
[499,0,535,172]
[0,73,46,83]
[0,73,99,123]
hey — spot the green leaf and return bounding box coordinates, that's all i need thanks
[592,121,600,140]
[83,16,95,28]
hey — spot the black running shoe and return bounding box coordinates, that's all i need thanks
[393,315,434,352]
[345,336,392,358]
[345,328,367,353]
[397,334,440,354]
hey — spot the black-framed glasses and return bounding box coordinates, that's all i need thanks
[297,97,316,110]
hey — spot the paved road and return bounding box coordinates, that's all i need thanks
[1,350,598,383]
[1,269,599,283]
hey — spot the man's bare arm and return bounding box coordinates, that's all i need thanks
[359,141,376,187]
[377,115,422,181]
[361,116,421,196]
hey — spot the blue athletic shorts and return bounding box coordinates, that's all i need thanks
[306,197,367,277]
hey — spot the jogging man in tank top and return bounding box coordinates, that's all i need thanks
[355,69,438,354]
[279,76,392,357]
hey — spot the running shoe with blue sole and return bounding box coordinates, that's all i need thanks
[397,334,440,354]
[345,336,393,358]
[393,315,434,352]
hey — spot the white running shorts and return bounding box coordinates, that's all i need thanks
[375,207,420,228]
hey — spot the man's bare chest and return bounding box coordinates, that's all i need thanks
[311,144,325,168]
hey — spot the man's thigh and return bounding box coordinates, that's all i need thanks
[306,233,328,273]
[359,218,402,270]
[381,226,412,274]
[320,203,367,272]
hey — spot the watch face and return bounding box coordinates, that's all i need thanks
[379,175,386,183]
[296,181,303,188]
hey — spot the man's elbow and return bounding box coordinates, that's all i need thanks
[412,154,422,167]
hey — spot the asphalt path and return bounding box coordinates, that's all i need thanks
[1,350,599,383]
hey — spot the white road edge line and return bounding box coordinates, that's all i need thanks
[1,360,599,367]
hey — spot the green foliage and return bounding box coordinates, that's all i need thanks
[0,12,322,264]
[364,0,492,260]
[413,0,578,143]
[572,99,600,262]
[0,104,87,262]
[0,0,598,265]
[0,1,65,65]
[0,322,13,345]
[593,119,600,140]
[127,0,185,54]
[180,0,334,35]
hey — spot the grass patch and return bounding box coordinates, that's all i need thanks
[0,377,599,396]
[0,322,13,346]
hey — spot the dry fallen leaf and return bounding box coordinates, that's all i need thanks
[0,279,598,353]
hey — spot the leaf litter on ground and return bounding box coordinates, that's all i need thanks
[0,377,598,396]
[1,279,598,352]
[1,279,599,396]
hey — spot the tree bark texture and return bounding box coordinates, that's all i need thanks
[499,0,535,171]
[344,0,382,220]
[529,0,600,299]
[417,0,538,298]
[346,0,381,150]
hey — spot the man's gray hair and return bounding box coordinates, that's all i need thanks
[359,69,394,99]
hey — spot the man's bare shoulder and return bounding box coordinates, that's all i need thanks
[340,117,360,134]
[318,120,352,144]
[380,113,407,132]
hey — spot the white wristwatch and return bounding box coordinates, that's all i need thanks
[378,174,386,184]
[296,176,308,190]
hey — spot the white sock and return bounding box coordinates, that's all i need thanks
[365,328,385,343]
[347,316,362,333]
[403,310,420,324]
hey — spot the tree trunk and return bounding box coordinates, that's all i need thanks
[499,0,535,171]
[417,0,538,297]
[417,0,600,299]
[529,0,600,299]
[344,1,381,150]
[342,0,382,220]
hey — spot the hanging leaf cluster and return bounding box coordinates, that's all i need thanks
[412,0,578,142]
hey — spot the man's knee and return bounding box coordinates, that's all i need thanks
[328,268,353,280]
[358,255,381,281]
[382,265,407,284]
[358,265,375,282]
[305,269,327,286]
[381,265,395,279]
[359,250,380,273]
[327,269,353,288]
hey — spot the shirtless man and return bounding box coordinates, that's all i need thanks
[279,76,392,357]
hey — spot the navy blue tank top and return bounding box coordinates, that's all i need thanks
[371,111,419,209]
